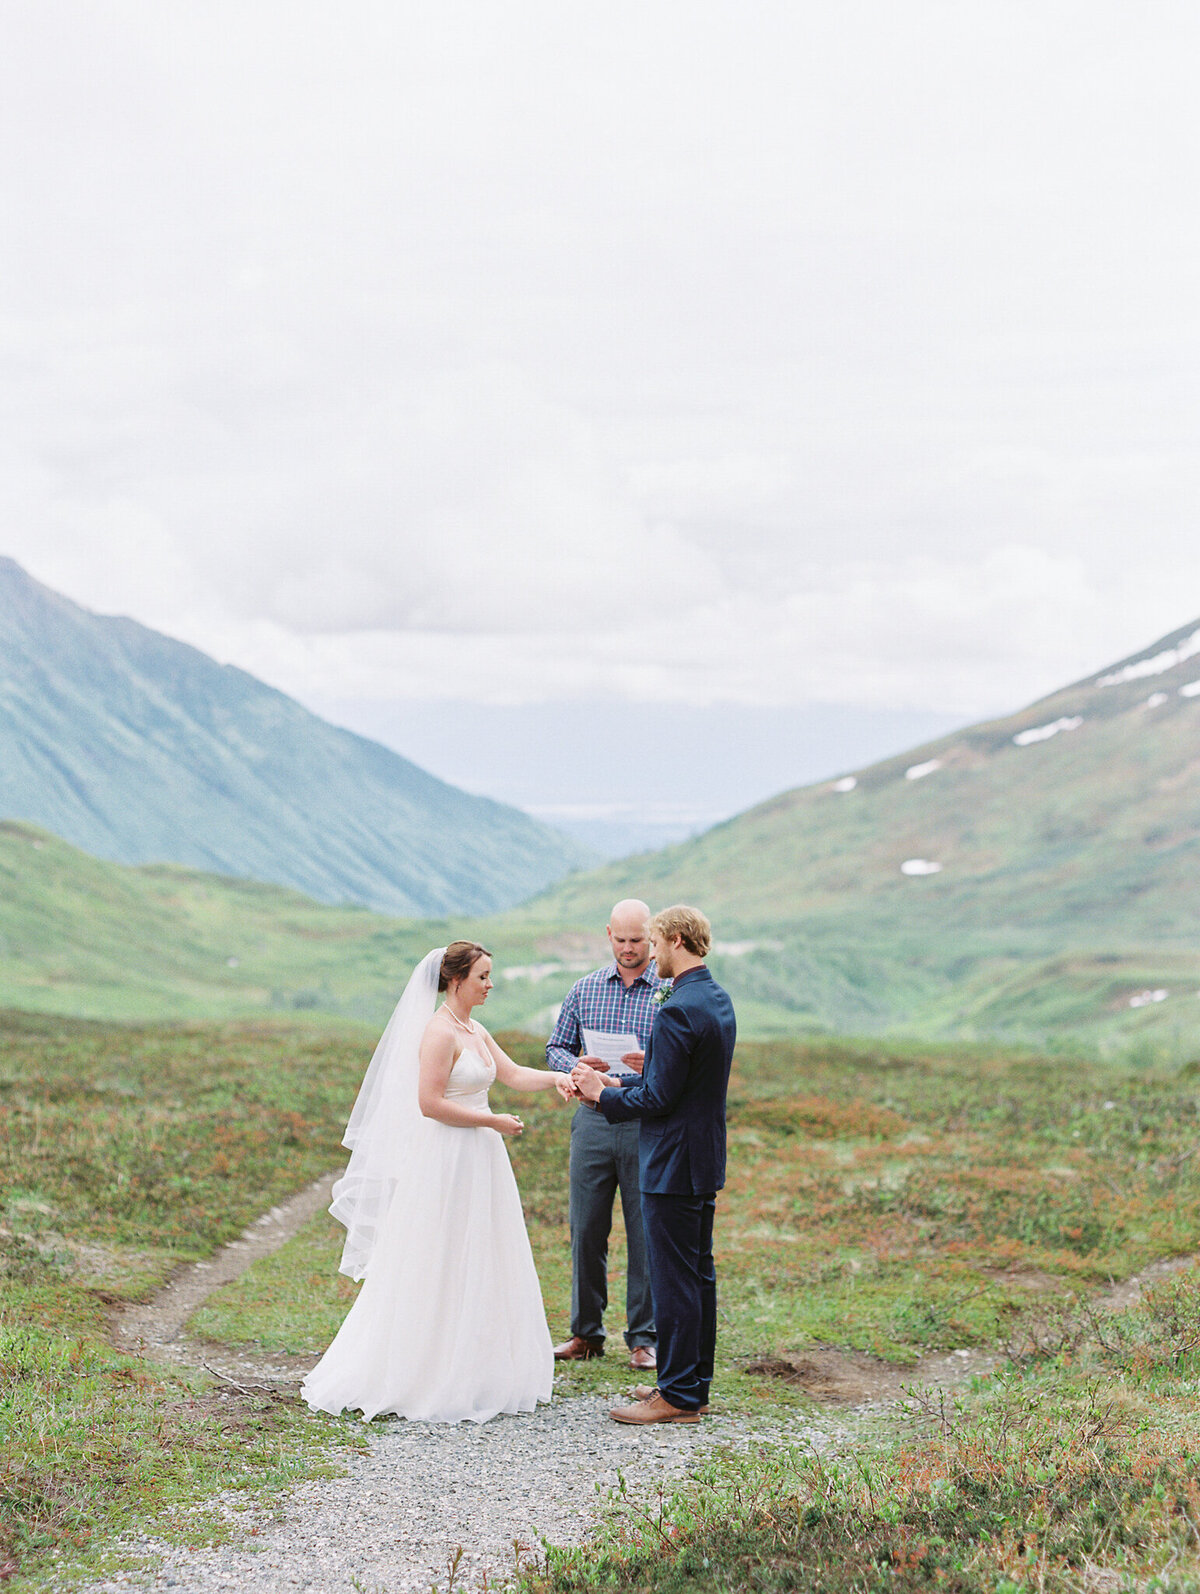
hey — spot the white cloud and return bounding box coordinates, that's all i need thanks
[1,2,1196,719]
[151,542,1120,716]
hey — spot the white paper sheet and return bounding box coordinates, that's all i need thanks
[580,1028,642,1077]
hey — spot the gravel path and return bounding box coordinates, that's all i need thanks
[105,1179,1191,1591]
[90,1181,1197,1591]
[94,1176,829,1592]
[86,1398,826,1594]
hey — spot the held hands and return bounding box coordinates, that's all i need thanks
[553,1052,610,1102]
[571,1062,608,1103]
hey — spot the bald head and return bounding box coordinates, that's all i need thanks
[607,899,651,982]
[609,898,650,936]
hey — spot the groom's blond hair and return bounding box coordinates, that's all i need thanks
[650,905,712,958]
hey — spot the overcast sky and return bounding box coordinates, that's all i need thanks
[2,3,1197,828]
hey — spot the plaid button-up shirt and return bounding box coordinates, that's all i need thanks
[545,960,665,1075]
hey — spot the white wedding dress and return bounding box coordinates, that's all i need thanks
[301,1043,554,1424]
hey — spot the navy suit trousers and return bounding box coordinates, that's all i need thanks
[640,1190,716,1411]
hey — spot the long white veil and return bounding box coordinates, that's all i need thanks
[329,946,445,1280]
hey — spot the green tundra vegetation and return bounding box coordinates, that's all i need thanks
[0,818,589,1032]
[8,1009,1200,1589]
[0,1010,369,1590]
[4,583,1198,1058]
[2,821,1197,1070]
[508,616,1200,1063]
[519,1278,1200,1593]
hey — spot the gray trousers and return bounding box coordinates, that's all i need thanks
[568,1104,656,1347]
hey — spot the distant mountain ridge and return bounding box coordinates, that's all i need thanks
[533,612,1200,933]
[522,615,1200,1045]
[1,604,1199,1058]
[0,558,590,915]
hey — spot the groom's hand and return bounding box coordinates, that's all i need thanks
[571,1062,607,1102]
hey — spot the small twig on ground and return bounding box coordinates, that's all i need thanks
[200,1361,281,1398]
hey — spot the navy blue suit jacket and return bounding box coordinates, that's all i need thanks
[598,965,736,1195]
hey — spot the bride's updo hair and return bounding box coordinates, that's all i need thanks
[438,941,491,992]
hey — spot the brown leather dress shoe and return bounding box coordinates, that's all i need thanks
[611,1392,699,1424]
[629,1345,657,1370]
[553,1335,605,1361]
[633,1384,709,1413]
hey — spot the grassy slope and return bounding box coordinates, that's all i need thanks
[4,618,1200,1053]
[0,818,606,1031]
[528,633,1200,942]
[512,621,1200,1051]
[4,817,1198,1060]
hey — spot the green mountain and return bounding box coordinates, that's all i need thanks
[0,558,590,915]
[0,818,589,1030]
[2,611,1198,1062]
[519,616,1200,1054]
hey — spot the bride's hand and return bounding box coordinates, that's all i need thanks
[554,1074,577,1102]
[492,1113,525,1137]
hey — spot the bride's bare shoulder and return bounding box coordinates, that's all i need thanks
[421,1009,457,1048]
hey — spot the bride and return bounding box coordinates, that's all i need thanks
[302,941,572,1423]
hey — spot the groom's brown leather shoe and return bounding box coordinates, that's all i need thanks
[553,1335,605,1360]
[611,1392,699,1424]
[633,1384,709,1413]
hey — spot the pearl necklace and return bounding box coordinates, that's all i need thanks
[445,1004,475,1035]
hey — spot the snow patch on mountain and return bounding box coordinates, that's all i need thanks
[1129,989,1169,1009]
[905,759,942,781]
[900,859,943,876]
[1013,716,1083,747]
[1098,628,1200,687]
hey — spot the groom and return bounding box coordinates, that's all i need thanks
[573,905,736,1424]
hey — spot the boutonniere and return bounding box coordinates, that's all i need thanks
[653,983,673,1007]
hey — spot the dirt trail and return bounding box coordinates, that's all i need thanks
[110,1171,339,1388]
[110,1174,1198,1407]
[91,1194,1200,1589]
[743,1255,1199,1406]
[1094,1254,1195,1311]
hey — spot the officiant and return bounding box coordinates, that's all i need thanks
[546,899,663,1371]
